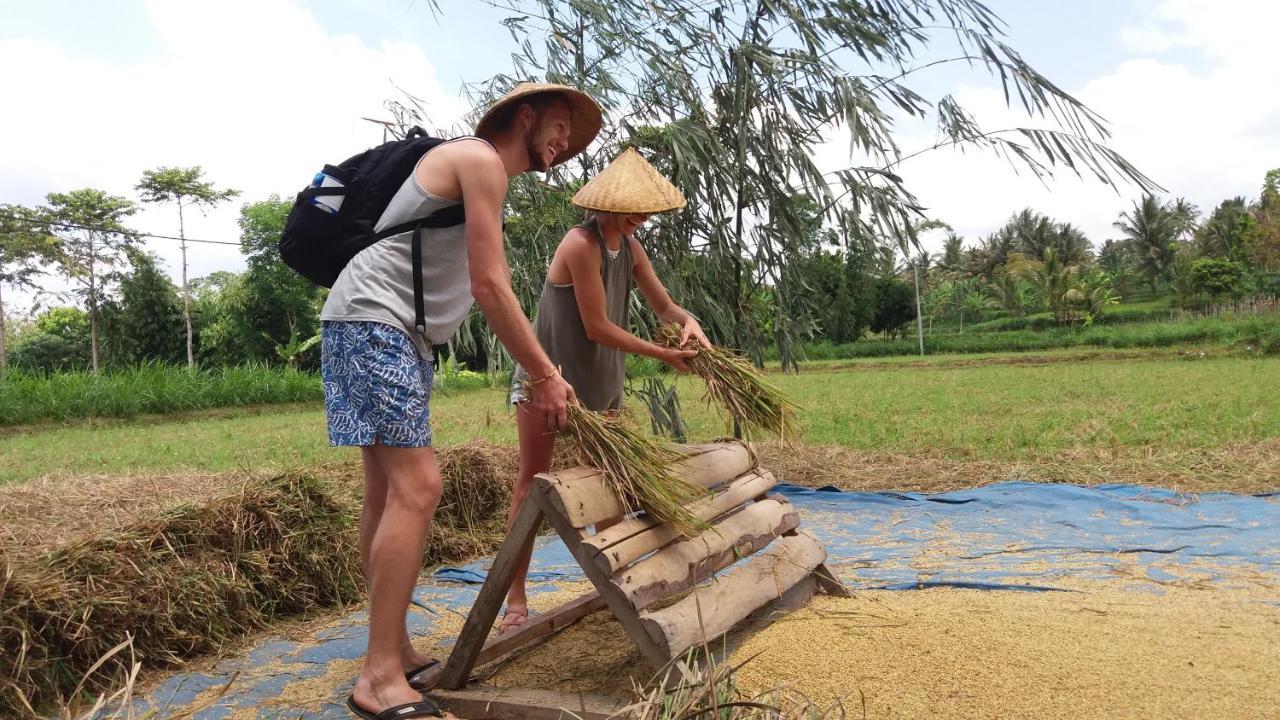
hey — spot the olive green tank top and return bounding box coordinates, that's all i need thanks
[512,220,633,411]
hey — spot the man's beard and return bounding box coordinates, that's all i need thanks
[524,126,550,172]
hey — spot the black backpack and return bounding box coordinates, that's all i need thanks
[280,126,466,334]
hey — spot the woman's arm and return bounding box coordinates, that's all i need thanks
[560,229,695,371]
[630,238,711,348]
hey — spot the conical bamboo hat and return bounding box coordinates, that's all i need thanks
[474,82,602,167]
[572,147,687,214]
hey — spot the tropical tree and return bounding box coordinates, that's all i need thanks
[136,166,240,366]
[1114,195,1178,293]
[1189,257,1246,303]
[0,204,58,371]
[1021,248,1078,324]
[202,197,324,365]
[870,276,915,338]
[1244,169,1280,271]
[986,269,1034,317]
[99,248,185,364]
[936,231,966,274]
[44,189,139,373]
[9,306,91,372]
[475,0,1157,362]
[1195,197,1254,260]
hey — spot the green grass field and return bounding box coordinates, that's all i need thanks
[3,351,1277,487]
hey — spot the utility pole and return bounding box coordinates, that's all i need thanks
[912,254,925,356]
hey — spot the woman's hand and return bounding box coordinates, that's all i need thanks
[661,347,698,373]
[679,317,712,349]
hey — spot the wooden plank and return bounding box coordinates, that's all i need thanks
[438,498,545,690]
[533,490,674,671]
[613,498,799,610]
[812,561,854,598]
[582,470,779,575]
[428,685,629,720]
[638,530,826,659]
[411,591,606,691]
[536,442,755,528]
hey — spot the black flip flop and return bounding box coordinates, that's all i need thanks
[347,695,443,720]
[405,659,441,690]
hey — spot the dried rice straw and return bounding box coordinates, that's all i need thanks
[560,402,708,537]
[655,323,800,439]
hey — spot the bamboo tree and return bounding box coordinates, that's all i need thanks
[471,0,1159,363]
[136,166,240,366]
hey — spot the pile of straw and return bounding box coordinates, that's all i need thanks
[0,443,515,717]
[655,323,799,439]
[0,470,363,716]
[562,403,708,536]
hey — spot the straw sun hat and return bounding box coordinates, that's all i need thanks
[572,147,687,214]
[474,82,603,167]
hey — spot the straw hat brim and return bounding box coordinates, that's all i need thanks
[571,147,687,214]
[474,83,602,167]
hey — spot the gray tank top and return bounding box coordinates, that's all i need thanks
[320,137,491,359]
[512,220,633,411]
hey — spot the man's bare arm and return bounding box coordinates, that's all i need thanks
[453,144,575,427]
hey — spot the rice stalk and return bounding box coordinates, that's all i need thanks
[617,649,847,719]
[655,324,800,440]
[562,402,709,537]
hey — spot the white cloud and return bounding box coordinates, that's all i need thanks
[817,0,1280,258]
[0,0,469,311]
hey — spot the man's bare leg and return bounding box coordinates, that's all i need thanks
[358,446,437,672]
[501,405,557,631]
[351,443,444,712]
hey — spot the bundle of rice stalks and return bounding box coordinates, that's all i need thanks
[562,402,709,537]
[655,323,800,439]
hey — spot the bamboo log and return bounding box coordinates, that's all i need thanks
[638,530,826,659]
[613,497,799,610]
[582,469,779,575]
[536,442,754,528]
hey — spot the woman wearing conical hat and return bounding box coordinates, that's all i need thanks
[501,147,709,632]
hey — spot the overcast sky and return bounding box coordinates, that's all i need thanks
[2,0,1277,313]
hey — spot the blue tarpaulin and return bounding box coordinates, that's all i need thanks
[435,481,1280,592]
[122,482,1279,718]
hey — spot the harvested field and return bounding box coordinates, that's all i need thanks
[757,439,1280,495]
[0,442,516,717]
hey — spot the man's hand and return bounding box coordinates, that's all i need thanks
[679,317,712,349]
[529,374,577,430]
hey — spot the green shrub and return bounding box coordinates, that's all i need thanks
[0,363,323,426]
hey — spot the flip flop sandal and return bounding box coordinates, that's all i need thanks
[497,608,528,634]
[347,695,443,720]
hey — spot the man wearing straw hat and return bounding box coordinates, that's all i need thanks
[321,83,601,720]
[499,147,708,633]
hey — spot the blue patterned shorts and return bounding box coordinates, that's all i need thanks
[321,321,433,447]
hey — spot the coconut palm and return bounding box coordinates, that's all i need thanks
[1022,248,1079,324]
[1114,195,1178,293]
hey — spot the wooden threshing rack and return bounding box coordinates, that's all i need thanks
[416,442,849,719]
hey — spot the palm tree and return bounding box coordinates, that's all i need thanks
[1113,195,1177,293]
[1022,248,1079,324]
[986,270,1027,317]
[1049,223,1091,265]
[937,232,966,274]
